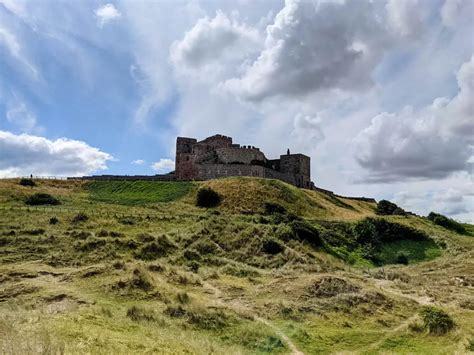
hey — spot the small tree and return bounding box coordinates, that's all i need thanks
[196,187,221,208]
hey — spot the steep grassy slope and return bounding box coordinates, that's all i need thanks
[0,178,473,354]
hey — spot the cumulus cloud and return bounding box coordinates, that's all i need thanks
[95,3,121,28]
[354,56,474,182]
[222,0,422,101]
[0,131,113,177]
[131,159,145,165]
[170,10,260,80]
[151,159,175,173]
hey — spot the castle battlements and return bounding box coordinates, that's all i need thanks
[175,134,312,188]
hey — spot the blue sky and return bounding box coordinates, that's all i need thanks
[0,0,473,221]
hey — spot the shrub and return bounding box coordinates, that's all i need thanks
[49,217,59,225]
[419,306,455,335]
[19,178,36,187]
[376,200,405,215]
[263,202,287,215]
[196,187,221,208]
[289,220,322,247]
[72,213,88,223]
[262,238,284,255]
[427,212,466,234]
[25,193,60,206]
[395,253,409,265]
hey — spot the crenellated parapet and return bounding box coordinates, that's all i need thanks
[175,134,313,188]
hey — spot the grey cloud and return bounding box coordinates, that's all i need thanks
[223,0,423,101]
[355,56,474,182]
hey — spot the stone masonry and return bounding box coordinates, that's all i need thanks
[175,134,313,188]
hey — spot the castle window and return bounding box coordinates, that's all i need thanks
[186,157,189,161]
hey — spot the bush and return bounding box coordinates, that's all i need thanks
[49,217,59,225]
[19,178,36,187]
[395,253,409,265]
[427,212,466,234]
[25,193,60,206]
[72,213,88,223]
[419,306,455,335]
[289,220,322,247]
[196,187,221,208]
[262,238,284,255]
[263,202,287,215]
[376,200,405,215]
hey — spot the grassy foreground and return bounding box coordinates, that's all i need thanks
[0,177,473,354]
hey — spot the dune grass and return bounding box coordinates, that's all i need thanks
[0,177,473,354]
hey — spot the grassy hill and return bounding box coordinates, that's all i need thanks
[0,177,473,354]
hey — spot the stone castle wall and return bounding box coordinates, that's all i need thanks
[175,134,312,188]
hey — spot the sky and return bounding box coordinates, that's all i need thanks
[0,0,473,222]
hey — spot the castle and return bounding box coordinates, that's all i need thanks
[175,134,313,189]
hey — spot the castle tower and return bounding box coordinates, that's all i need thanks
[175,137,197,180]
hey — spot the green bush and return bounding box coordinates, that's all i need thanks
[261,238,284,255]
[263,202,287,215]
[427,212,466,234]
[289,220,322,247]
[419,306,455,335]
[19,178,36,187]
[376,200,405,215]
[395,253,409,265]
[25,193,60,206]
[72,212,88,223]
[196,187,221,208]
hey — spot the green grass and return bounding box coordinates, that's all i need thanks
[0,177,473,354]
[377,239,442,265]
[85,181,193,205]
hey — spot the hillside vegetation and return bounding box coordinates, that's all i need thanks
[0,177,473,354]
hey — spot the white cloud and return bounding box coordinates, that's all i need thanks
[0,131,113,177]
[354,55,474,182]
[170,10,260,81]
[151,158,175,173]
[6,101,38,133]
[131,159,145,165]
[0,27,38,78]
[95,3,121,28]
[222,0,421,102]
[386,0,425,39]
[440,0,474,28]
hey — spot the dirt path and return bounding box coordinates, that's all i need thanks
[367,279,436,351]
[203,282,304,355]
